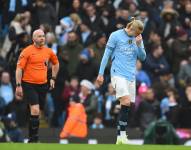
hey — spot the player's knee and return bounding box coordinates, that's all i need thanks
[31,106,40,115]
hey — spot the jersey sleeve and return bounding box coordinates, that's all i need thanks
[137,41,146,61]
[17,48,30,69]
[49,49,59,65]
[98,32,116,75]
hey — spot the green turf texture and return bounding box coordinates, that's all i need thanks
[0,143,190,150]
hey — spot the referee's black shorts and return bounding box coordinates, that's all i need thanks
[22,81,49,110]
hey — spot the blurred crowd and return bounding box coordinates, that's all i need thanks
[0,0,191,142]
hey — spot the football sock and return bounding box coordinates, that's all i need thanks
[118,105,130,137]
[28,115,39,142]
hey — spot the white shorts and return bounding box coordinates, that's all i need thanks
[111,76,136,103]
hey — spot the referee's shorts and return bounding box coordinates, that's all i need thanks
[111,76,136,103]
[22,81,49,110]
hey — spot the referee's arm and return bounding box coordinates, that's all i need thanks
[49,50,59,79]
[16,49,28,85]
[16,68,23,85]
[51,63,59,79]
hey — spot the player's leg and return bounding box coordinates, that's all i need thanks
[22,82,40,143]
[111,76,130,144]
[117,95,131,144]
[117,80,136,144]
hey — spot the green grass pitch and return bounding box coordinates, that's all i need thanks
[0,143,190,150]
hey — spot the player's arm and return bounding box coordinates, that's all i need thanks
[98,33,116,75]
[97,33,116,86]
[136,35,146,61]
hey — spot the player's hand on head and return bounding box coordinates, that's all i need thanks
[96,75,104,87]
[135,34,142,47]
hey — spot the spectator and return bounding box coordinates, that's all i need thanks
[0,119,10,142]
[137,0,161,25]
[60,94,87,139]
[70,13,82,31]
[135,82,149,111]
[91,114,104,129]
[75,48,97,81]
[61,31,83,76]
[159,7,180,44]
[2,12,31,58]
[9,95,28,127]
[171,28,191,74]
[0,57,9,74]
[71,0,83,16]
[77,22,95,47]
[160,88,180,127]
[136,60,151,87]
[62,77,80,103]
[107,8,129,33]
[145,30,162,52]
[7,32,31,83]
[104,83,116,126]
[52,76,80,127]
[178,56,191,88]
[137,9,156,42]
[179,83,191,128]
[79,79,97,124]
[95,0,116,34]
[2,113,24,142]
[90,32,107,67]
[82,3,105,34]
[0,71,14,108]
[58,16,74,46]
[152,70,175,101]
[179,3,191,39]
[1,0,32,27]
[93,79,104,114]
[31,0,57,31]
[50,51,70,127]
[144,44,170,81]
[46,32,60,55]
[135,87,160,131]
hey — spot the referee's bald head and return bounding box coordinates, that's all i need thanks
[32,29,45,39]
[32,29,45,47]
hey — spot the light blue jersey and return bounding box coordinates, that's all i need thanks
[99,29,146,81]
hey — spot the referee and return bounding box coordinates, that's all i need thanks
[15,29,59,143]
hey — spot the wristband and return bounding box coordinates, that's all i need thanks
[16,83,21,87]
[51,77,56,81]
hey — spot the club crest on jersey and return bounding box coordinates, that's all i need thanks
[128,40,132,44]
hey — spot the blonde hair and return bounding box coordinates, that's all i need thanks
[127,17,144,34]
[70,13,82,25]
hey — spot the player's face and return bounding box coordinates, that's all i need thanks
[33,32,45,47]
